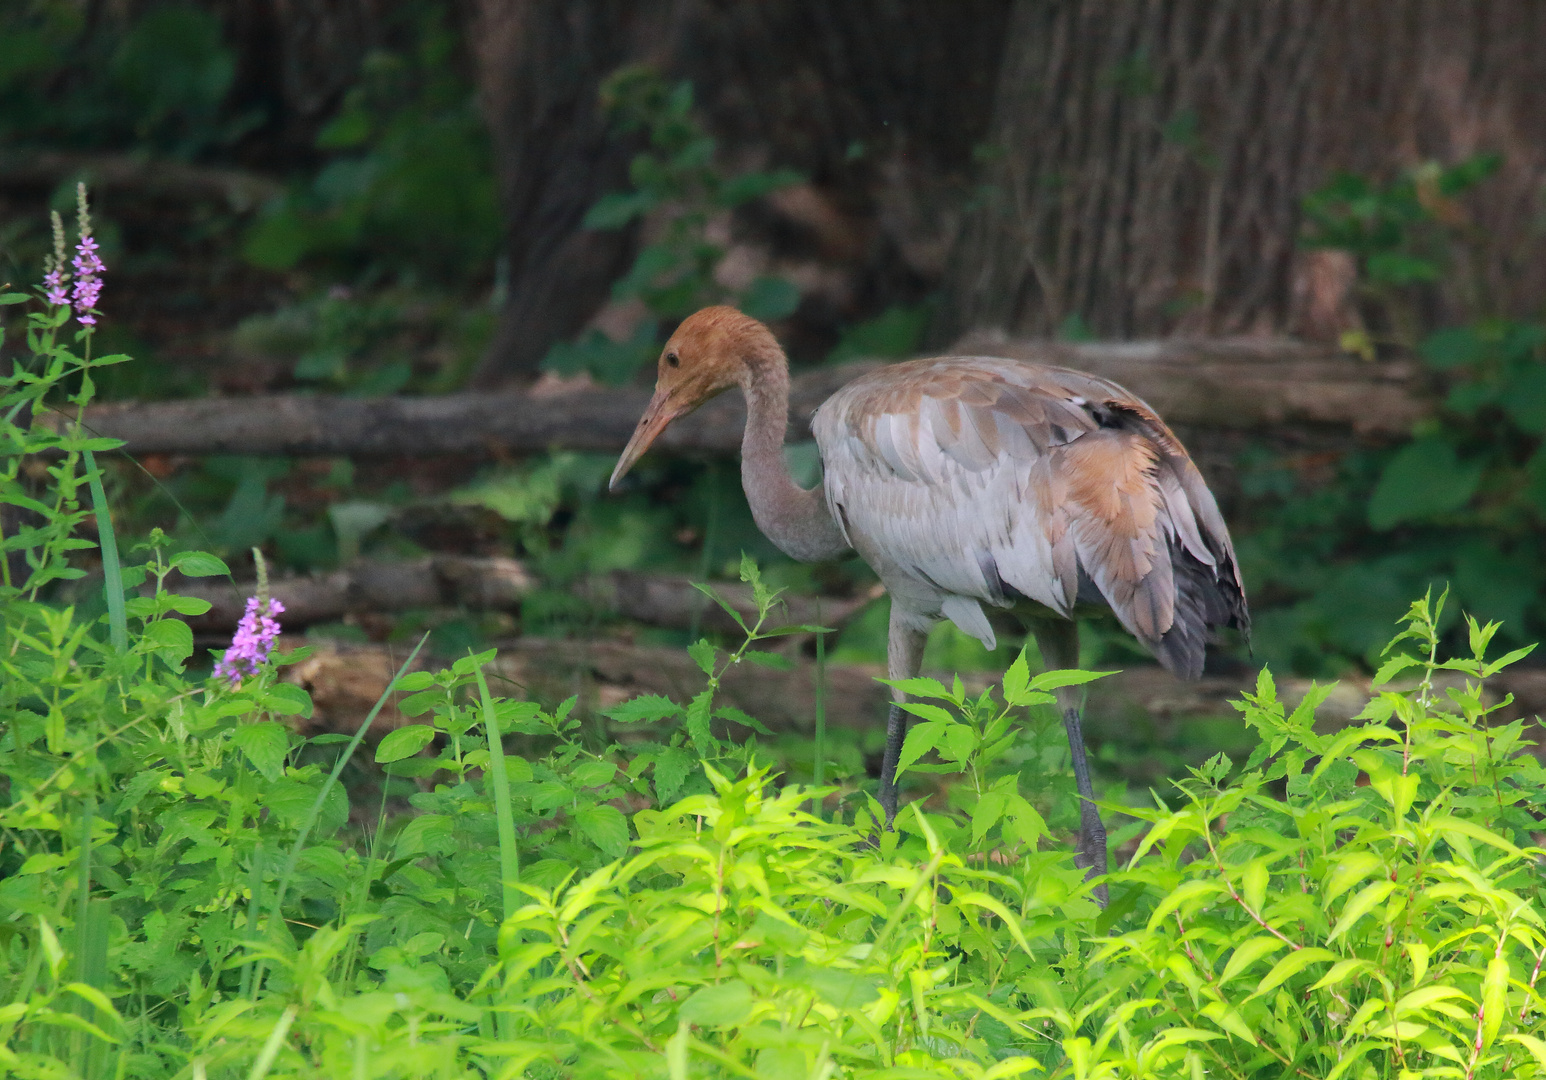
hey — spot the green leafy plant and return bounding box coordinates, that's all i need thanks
[1102,589,1546,1078]
[886,657,1112,858]
[241,3,498,280]
[599,555,821,799]
[1240,155,1546,672]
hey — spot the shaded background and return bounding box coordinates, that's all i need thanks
[6,0,1546,764]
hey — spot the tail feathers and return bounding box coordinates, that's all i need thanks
[1150,534,1250,679]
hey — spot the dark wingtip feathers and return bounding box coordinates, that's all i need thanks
[1152,535,1250,681]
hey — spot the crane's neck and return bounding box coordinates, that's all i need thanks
[737,349,850,562]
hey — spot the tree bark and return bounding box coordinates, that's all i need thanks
[466,0,684,388]
[74,342,1425,458]
[940,0,1546,344]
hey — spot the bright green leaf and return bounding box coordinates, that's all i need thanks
[374,725,436,764]
[679,980,753,1027]
[1219,935,1286,986]
[233,721,290,781]
[1329,880,1397,941]
[263,682,312,718]
[574,804,629,858]
[172,551,230,577]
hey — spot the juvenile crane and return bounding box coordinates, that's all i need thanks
[610,307,1248,895]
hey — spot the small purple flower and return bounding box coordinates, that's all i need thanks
[213,596,286,685]
[70,184,105,327]
[43,264,69,308]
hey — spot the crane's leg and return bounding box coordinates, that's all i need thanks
[1030,619,1109,908]
[878,607,928,827]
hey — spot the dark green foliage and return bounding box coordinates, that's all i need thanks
[543,67,803,385]
[1301,155,1498,299]
[827,305,932,365]
[1366,437,1482,531]
[0,3,250,157]
[241,6,498,280]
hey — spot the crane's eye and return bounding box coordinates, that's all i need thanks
[665,352,680,368]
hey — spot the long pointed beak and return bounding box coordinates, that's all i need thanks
[609,387,679,491]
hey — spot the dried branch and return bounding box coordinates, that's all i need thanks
[0,149,283,211]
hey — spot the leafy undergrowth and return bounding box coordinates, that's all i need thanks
[4,241,1546,1079]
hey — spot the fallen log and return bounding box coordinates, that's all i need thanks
[0,149,283,212]
[177,556,880,637]
[75,340,1425,458]
[175,555,533,633]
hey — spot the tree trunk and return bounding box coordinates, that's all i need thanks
[939,0,1546,344]
[467,0,683,388]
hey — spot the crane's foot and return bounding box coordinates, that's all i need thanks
[1075,812,1110,909]
[877,776,899,830]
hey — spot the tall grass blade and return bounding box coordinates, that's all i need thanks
[75,898,112,1078]
[70,794,94,1072]
[238,842,264,1000]
[473,662,520,913]
[83,449,127,653]
[245,1005,297,1080]
[474,661,519,1043]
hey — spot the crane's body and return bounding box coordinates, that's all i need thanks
[812,355,1245,677]
[610,307,1249,905]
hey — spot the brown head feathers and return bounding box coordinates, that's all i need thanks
[609,307,786,490]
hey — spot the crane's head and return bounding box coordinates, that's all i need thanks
[609,306,780,490]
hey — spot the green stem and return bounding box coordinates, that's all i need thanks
[238,842,265,1000]
[70,793,93,1070]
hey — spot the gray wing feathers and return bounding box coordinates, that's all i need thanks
[815,370,1078,647]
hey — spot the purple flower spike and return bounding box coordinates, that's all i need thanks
[70,184,105,326]
[42,211,69,308]
[213,596,286,685]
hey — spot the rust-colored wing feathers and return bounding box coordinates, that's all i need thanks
[1061,430,1171,640]
[813,357,1248,679]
